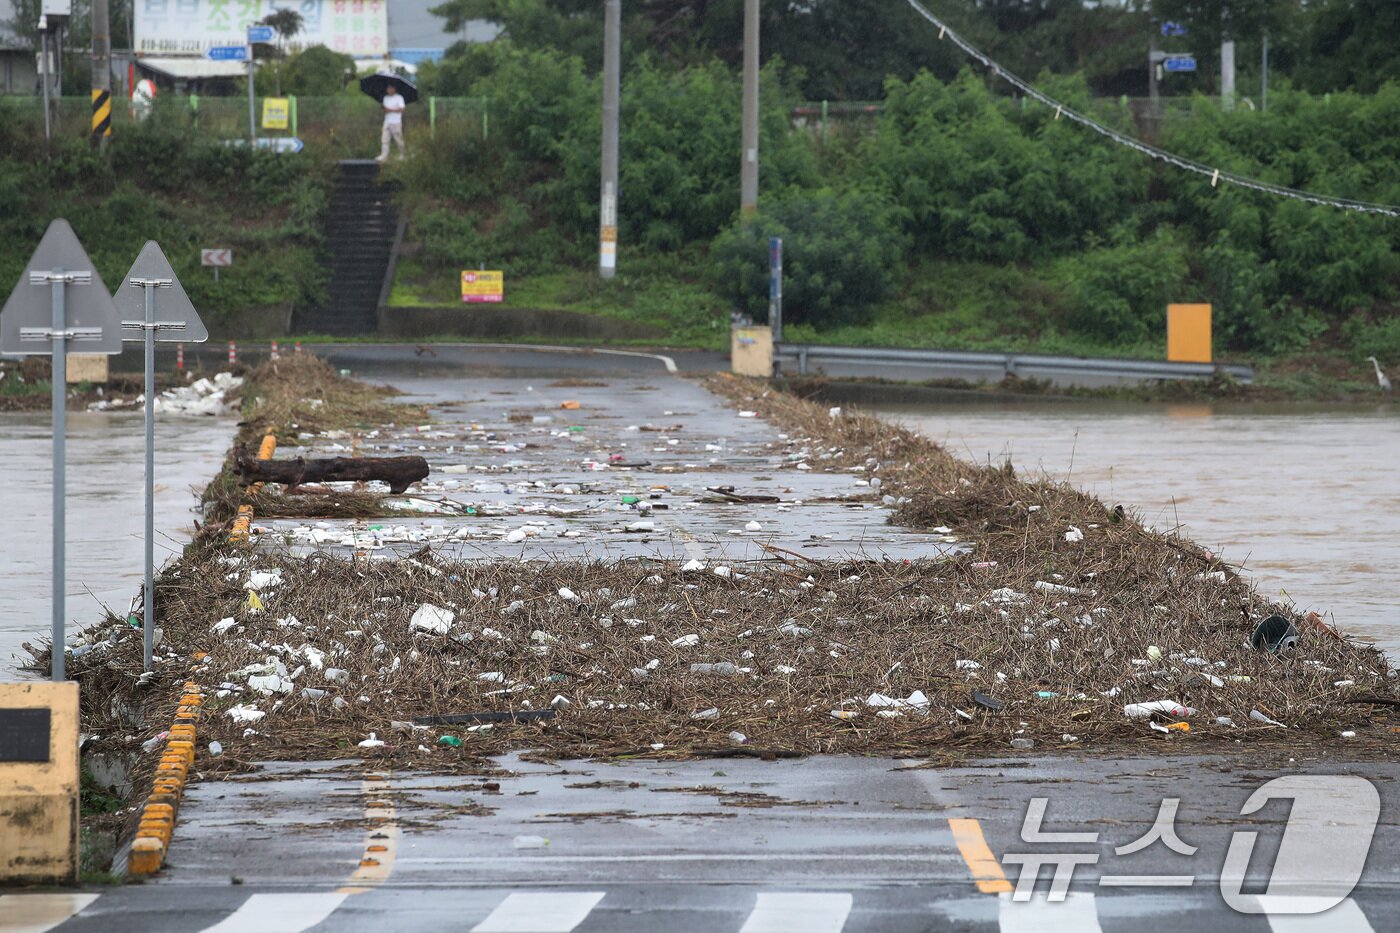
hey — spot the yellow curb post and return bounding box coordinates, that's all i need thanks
[129,837,164,875]
[128,681,203,878]
[229,432,276,543]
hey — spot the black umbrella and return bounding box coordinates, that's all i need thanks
[359,72,418,105]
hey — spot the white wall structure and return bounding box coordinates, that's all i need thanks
[134,0,389,57]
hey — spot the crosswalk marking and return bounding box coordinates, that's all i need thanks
[0,894,98,933]
[470,891,606,933]
[1260,896,1375,932]
[998,892,1103,933]
[199,893,348,933]
[739,892,853,933]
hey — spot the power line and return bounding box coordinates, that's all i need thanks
[903,0,1400,219]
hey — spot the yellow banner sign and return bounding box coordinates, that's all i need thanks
[461,270,504,303]
[262,98,290,130]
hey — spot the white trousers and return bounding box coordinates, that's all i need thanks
[379,122,405,160]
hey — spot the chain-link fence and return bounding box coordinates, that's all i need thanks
[0,91,1273,157]
[0,94,489,159]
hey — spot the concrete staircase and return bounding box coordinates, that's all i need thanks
[292,160,399,336]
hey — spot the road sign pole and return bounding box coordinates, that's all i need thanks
[114,243,207,674]
[49,272,66,682]
[123,270,180,672]
[142,283,155,671]
[769,237,783,344]
[3,221,125,683]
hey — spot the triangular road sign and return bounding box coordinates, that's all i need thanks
[0,219,123,355]
[113,240,209,343]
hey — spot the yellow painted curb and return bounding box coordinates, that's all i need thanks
[128,685,203,877]
[129,837,164,875]
[228,431,278,543]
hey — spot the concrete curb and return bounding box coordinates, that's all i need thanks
[127,682,202,876]
[130,430,278,875]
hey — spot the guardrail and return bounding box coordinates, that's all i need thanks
[772,343,1253,384]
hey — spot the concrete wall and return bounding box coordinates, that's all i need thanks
[0,682,79,885]
[0,49,37,95]
[378,305,665,342]
[207,302,294,340]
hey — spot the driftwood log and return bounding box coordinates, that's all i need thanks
[234,445,429,495]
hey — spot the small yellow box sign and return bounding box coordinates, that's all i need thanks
[262,97,290,130]
[461,270,504,303]
[1167,303,1212,363]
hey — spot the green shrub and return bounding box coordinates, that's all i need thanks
[1057,228,1190,345]
[711,189,905,329]
[1200,233,1325,354]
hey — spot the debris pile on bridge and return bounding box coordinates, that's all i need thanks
[46,367,1399,772]
[53,540,1396,771]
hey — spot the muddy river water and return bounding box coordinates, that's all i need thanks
[878,398,1399,656]
[0,411,231,676]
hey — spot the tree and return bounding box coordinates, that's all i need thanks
[260,8,305,96]
[281,46,356,97]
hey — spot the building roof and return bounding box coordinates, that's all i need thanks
[136,58,249,81]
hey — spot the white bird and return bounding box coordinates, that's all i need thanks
[1365,356,1392,392]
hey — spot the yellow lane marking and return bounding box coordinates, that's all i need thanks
[949,817,1013,893]
[337,773,399,895]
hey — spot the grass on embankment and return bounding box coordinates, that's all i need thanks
[385,251,1394,400]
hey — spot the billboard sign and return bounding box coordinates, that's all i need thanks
[461,271,503,304]
[262,97,290,129]
[136,1,388,57]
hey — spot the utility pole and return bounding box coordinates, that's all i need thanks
[1261,32,1269,113]
[90,0,112,146]
[740,0,759,219]
[599,0,620,279]
[1148,34,1160,115]
[1221,38,1236,112]
[247,25,256,142]
[39,16,52,144]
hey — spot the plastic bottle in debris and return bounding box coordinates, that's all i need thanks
[1010,738,1034,750]
[208,741,223,757]
[438,735,463,747]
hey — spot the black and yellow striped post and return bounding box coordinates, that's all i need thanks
[90,88,112,143]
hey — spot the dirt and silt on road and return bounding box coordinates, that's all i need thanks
[43,355,1398,781]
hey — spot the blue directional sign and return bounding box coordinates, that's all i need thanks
[254,137,304,154]
[1164,55,1197,73]
[206,45,248,62]
[246,25,275,44]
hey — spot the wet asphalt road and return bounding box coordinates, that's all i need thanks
[12,345,1395,933]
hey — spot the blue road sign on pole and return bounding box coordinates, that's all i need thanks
[253,137,304,154]
[206,45,248,62]
[246,24,275,44]
[1164,55,1197,73]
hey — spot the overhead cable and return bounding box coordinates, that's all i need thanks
[903,0,1400,218]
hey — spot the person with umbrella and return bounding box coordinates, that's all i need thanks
[361,71,417,162]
